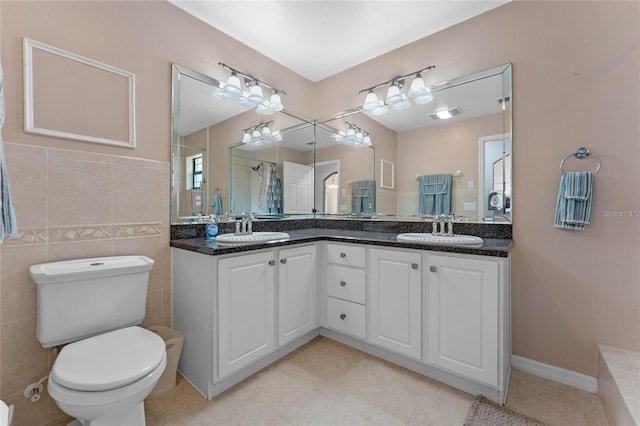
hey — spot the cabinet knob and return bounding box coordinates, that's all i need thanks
[429,265,437,272]
[340,281,346,286]
[411,263,419,270]
[280,258,287,264]
[340,313,346,320]
[340,252,347,258]
[268,260,275,266]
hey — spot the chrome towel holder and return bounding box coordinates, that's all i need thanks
[560,147,601,175]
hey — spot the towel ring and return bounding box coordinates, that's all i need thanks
[560,147,601,175]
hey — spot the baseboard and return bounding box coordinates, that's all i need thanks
[511,355,597,393]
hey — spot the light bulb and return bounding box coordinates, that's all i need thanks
[363,91,379,110]
[385,84,403,105]
[223,73,242,97]
[269,92,283,112]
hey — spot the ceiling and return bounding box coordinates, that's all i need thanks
[168,1,510,82]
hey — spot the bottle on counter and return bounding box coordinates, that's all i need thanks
[205,215,218,240]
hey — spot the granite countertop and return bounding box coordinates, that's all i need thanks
[170,228,512,258]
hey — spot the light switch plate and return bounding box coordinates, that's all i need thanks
[464,202,477,211]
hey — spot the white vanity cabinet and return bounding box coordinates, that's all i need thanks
[325,243,367,339]
[277,245,317,346]
[369,248,422,359]
[218,251,276,378]
[172,244,319,399]
[426,253,503,388]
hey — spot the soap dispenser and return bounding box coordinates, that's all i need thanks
[205,215,218,240]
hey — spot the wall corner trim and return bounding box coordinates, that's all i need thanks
[511,355,598,393]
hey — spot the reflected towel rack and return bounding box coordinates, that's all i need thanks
[416,170,462,180]
[560,147,601,175]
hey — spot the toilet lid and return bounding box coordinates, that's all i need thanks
[51,326,166,392]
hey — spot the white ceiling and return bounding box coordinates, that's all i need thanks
[168,1,510,82]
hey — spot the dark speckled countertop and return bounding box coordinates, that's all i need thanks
[170,227,512,258]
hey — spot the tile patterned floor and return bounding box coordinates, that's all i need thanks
[140,337,608,426]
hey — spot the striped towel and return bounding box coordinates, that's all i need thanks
[554,171,594,231]
[0,64,18,243]
[418,174,452,215]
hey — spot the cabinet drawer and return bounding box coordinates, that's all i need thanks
[326,297,366,340]
[327,265,366,304]
[327,244,366,268]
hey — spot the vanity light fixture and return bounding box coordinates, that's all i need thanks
[359,65,435,114]
[216,63,286,115]
[334,122,372,147]
[240,121,283,146]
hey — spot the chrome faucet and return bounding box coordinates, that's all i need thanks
[432,214,454,236]
[234,218,253,235]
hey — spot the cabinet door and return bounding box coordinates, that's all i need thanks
[277,245,317,346]
[218,251,275,379]
[427,254,499,387]
[370,249,422,359]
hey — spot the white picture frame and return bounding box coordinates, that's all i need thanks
[381,159,395,189]
[23,38,136,148]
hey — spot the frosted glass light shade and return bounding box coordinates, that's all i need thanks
[247,84,265,104]
[372,105,388,116]
[407,76,427,97]
[272,130,283,142]
[242,132,251,144]
[224,74,242,97]
[414,87,433,104]
[214,87,233,100]
[269,93,283,112]
[392,96,411,110]
[238,92,257,107]
[385,84,403,105]
[363,91,379,110]
[256,103,273,115]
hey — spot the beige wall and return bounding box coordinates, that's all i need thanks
[0,1,314,424]
[317,1,640,376]
[0,1,638,424]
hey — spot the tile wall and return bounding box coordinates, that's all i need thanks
[0,142,171,425]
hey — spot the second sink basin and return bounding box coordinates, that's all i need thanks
[397,233,483,246]
[215,232,290,246]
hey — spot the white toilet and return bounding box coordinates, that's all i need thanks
[30,256,167,426]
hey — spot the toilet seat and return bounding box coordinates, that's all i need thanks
[51,326,166,392]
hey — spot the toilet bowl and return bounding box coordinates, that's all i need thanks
[47,326,166,426]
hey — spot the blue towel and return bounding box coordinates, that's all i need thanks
[0,64,18,243]
[554,171,594,231]
[211,194,223,216]
[418,174,451,215]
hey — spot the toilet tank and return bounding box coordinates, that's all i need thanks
[30,256,154,348]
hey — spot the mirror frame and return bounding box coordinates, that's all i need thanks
[171,63,512,224]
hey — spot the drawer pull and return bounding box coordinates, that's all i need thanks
[268,260,275,266]
[429,265,437,272]
[340,252,347,258]
[340,313,346,320]
[411,263,419,270]
[340,280,346,286]
[280,258,287,264]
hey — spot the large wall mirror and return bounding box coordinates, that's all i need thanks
[171,63,511,224]
[171,64,314,223]
[317,63,512,223]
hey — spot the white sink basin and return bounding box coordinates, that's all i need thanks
[397,233,483,246]
[215,232,290,246]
